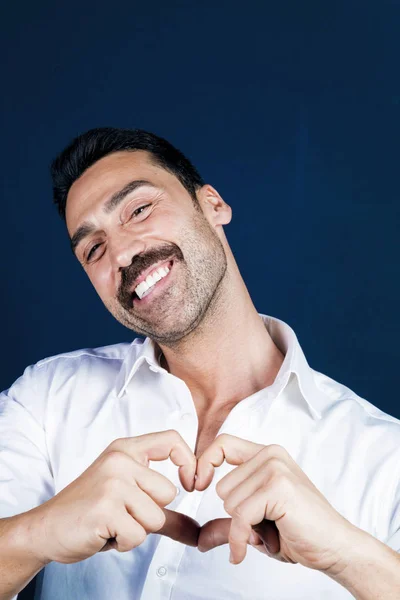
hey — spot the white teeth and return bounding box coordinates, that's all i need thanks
[134,264,171,300]
[135,280,149,298]
[152,271,163,283]
[146,274,155,287]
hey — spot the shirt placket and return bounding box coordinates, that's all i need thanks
[139,489,204,600]
[139,375,201,600]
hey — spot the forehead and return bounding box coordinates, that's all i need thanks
[65,150,177,234]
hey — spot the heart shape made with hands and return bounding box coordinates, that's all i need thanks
[110,430,351,570]
[154,433,281,563]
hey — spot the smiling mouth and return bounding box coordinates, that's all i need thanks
[132,260,174,301]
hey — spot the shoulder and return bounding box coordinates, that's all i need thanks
[312,367,400,428]
[35,339,136,369]
[310,369,400,473]
[307,371,400,544]
[1,339,144,419]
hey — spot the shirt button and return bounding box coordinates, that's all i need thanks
[156,566,167,577]
[176,486,181,495]
[181,413,192,421]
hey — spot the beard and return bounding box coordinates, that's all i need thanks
[105,209,228,345]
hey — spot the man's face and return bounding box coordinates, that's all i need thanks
[66,150,231,344]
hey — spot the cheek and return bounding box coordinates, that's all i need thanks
[88,262,114,299]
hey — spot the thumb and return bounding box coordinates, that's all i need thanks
[198,518,231,552]
[252,520,281,555]
[157,508,200,547]
[197,518,282,555]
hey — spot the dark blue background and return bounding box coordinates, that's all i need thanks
[1,2,399,596]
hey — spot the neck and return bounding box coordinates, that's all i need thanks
[156,255,285,418]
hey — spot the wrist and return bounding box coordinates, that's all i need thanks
[326,527,400,598]
[11,507,52,568]
[323,524,369,580]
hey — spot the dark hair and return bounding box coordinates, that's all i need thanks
[50,127,205,221]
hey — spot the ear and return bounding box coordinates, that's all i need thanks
[197,184,232,227]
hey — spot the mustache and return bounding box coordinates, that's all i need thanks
[117,243,184,306]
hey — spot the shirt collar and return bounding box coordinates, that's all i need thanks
[114,313,323,419]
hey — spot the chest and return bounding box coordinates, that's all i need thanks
[194,413,229,458]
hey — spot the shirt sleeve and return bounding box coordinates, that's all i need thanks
[0,363,54,518]
[0,364,55,600]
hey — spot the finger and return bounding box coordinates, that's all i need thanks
[100,511,147,554]
[198,518,232,552]
[198,519,263,554]
[215,445,292,499]
[124,484,167,533]
[115,512,147,553]
[229,516,252,564]
[112,430,197,491]
[157,508,200,547]
[221,461,292,519]
[222,470,271,522]
[236,482,289,524]
[195,434,264,491]
[226,486,275,564]
[216,452,273,500]
[231,486,272,527]
[132,461,180,506]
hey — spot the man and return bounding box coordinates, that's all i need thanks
[0,127,399,600]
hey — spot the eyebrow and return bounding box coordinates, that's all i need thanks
[70,179,158,256]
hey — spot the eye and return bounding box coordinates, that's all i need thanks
[130,203,151,219]
[86,242,102,262]
[84,204,151,264]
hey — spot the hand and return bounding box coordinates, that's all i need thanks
[195,434,360,572]
[28,430,199,564]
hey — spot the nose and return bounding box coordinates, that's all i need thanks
[109,230,145,271]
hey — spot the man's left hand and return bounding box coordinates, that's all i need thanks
[195,434,363,573]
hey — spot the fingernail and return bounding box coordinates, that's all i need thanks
[229,551,235,564]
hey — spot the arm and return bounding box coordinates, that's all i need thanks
[0,430,199,600]
[196,434,400,598]
[327,528,400,599]
[0,511,49,600]
[0,365,55,599]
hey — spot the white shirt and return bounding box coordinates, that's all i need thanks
[1,313,400,600]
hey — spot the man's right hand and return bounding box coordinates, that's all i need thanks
[28,430,198,565]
